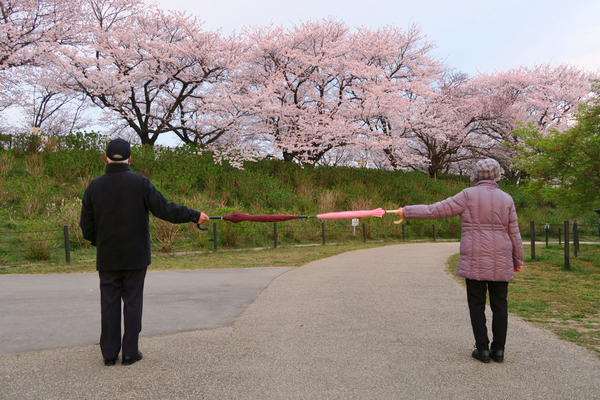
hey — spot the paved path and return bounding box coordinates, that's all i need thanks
[0,267,293,356]
[1,243,600,399]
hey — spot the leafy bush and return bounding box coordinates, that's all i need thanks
[42,132,106,186]
[12,133,43,155]
[151,217,183,253]
[51,197,90,251]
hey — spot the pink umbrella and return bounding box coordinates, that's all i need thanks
[316,208,403,224]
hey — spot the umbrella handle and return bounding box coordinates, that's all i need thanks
[197,216,222,230]
[385,209,404,225]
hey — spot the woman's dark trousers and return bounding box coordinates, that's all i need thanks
[465,279,509,351]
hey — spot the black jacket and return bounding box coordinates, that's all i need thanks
[80,164,201,271]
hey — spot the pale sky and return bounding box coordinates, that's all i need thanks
[155,0,600,75]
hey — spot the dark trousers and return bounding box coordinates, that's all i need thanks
[465,279,509,352]
[98,268,147,359]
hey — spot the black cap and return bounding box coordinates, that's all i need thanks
[106,138,131,161]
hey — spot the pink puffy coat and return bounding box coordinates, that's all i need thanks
[403,180,523,281]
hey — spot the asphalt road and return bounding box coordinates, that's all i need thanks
[1,242,599,400]
[0,267,293,356]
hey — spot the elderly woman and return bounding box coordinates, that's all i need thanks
[396,159,523,363]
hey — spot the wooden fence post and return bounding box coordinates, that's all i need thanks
[530,221,535,260]
[213,222,218,252]
[559,228,561,245]
[564,221,570,270]
[573,222,578,258]
[63,225,71,264]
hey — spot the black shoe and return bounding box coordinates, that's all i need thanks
[472,348,491,363]
[103,358,117,366]
[122,351,143,366]
[490,349,504,363]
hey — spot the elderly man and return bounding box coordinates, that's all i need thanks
[80,138,209,366]
[396,159,523,363]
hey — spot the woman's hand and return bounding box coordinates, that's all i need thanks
[395,208,404,220]
[514,265,523,272]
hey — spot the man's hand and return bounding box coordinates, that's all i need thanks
[197,212,209,225]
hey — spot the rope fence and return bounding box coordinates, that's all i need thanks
[0,226,70,265]
[1,220,598,268]
[207,220,456,253]
[528,221,600,270]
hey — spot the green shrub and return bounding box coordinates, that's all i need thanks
[12,133,43,155]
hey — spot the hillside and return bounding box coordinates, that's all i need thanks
[0,137,595,263]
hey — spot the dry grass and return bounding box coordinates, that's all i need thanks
[348,197,376,211]
[151,218,183,253]
[20,193,44,218]
[317,189,342,214]
[0,152,14,177]
[78,175,94,191]
[24,154,45,179]
[18,229,57,261]
[52,198,91,250]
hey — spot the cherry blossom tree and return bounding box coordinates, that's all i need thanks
[456,64,596,179]
[0,0,77,70]
[0,0,82,119]
[3,66,92,135]
[238,21,447,167]
[238,19,361,163]
[344,24,448,172]
[356,62,595,179]
[396,72,486,178]
[56,0,239,146]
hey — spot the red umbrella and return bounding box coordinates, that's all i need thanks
[222,211,303,223]
[197,212,304,230]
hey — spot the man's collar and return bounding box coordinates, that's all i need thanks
[105,163,131,173]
